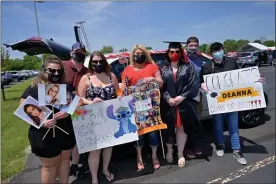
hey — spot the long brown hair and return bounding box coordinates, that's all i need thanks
[88,51,110,74]
[24,104,42,126]
[32,55,65,86]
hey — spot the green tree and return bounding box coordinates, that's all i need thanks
[199,44,208,53]
[23,55,41,70]
[100,46,113,54]
[263,40,275,47]
[119,48,128,52]
[146,46,152,50]
[236,39,250,51]
[253,39,262,44]
[7,59,24,71]
[1,47,5,67]
[223,39,239,53]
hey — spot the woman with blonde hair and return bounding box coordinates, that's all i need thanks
[121,44,163,171]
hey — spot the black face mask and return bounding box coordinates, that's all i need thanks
[92,64,105,74]
[48,73,62,83]
[72,53,86,63]
[134,54,146,64]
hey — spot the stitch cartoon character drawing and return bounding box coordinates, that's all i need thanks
[106,100,137,138]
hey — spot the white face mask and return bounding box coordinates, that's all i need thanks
[212,50,224,63]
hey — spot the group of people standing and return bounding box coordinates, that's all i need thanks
[19,37,247,184]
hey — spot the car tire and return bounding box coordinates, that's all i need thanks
[239,93,268,128]
[13,78,18,83]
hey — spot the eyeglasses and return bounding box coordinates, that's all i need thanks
[169,50,181,54]
[45,68,62,74]
[91,60,104,64]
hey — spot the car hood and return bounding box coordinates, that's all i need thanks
[4,36,71,60]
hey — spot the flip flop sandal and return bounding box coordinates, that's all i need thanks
[152,157,160,170]
[178,157,186,168]
[137,160,145,172]
[102,171,114,182]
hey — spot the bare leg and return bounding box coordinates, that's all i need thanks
[166,143,173,163]
[71,145,80,165]
[135,145,144,171]
[176,126,187,167]
[59,149,72,184]
[102,147,114,181]
[150,145,160,169]
[88,149,101,184]
[40,155,60,184]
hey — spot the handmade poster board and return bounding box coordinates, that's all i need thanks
[72,95,139,153]
[125,82,167,135]
[203,66,267,115]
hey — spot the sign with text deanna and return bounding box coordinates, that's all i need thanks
[203,66,267,115]
[72,96,139,154]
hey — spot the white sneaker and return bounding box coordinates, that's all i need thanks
[216,145,224,157]
[233,150,247,165]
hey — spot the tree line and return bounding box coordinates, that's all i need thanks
[1,39,275,71]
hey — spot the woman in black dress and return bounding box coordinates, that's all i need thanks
[20,56,76,184]
[160,42,201,167]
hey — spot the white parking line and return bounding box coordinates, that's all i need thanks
[207,155,275,184]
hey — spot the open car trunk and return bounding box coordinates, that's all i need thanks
[4,36,71,60]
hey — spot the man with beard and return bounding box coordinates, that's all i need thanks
[62,42,90,177]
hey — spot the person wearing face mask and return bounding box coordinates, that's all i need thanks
[78,51,119,183]
[19,56,76,184]
[201,42,247,165]
[61,42,91,176]
[121,44,163,171]
[62,42,88,92]
[182,37,213,159]
[160,41,200,167]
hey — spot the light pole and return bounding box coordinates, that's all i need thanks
[33,1,44,66]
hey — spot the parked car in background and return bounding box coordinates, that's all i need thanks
[6,71,25,81]
[1,72,13,85]
[236,51,272,67]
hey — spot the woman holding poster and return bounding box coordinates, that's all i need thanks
[160,41,200,168]
[19,56,76,184]
[78,51,119,183]
[121,44,163,171]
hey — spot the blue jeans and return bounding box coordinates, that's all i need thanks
[213,112,241,150]
[137,131,159,147]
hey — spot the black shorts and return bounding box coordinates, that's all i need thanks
[28,116,76,158]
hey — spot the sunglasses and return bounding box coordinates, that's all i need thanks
[169,50,181,54]
[91,60,104,64]
[45,68,62,74]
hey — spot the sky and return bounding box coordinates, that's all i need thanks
[1,1,275,59]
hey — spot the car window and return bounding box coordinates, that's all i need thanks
[253,53,259,56]
[237,53,251,57]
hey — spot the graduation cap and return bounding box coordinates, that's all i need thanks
[163,41,186,49]
[210,92,218,98]
[115,106,129,113]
